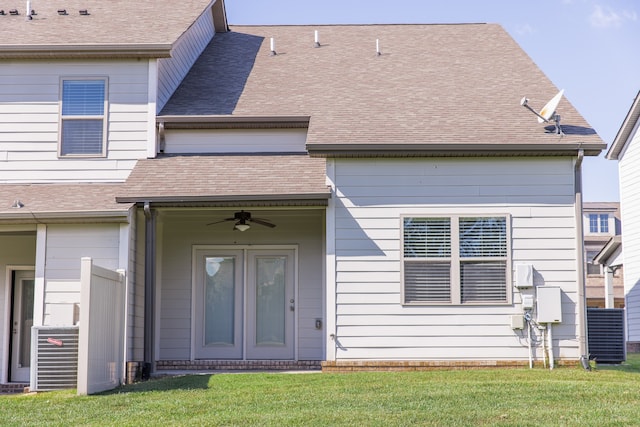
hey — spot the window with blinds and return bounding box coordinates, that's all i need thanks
[403,215,509,304]
[59,79,107,156]
[404,218,451,302]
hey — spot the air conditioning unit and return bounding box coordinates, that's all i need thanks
[31,326,79,391]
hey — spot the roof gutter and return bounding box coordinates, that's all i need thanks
[306,142,606,157]
[0,209,130,223]
[157,115,310,130]
[116,193,331,206]
[0,44,174,59]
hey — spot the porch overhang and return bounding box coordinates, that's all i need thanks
[117,153,331,207]
[0,183,131,223]
[116,193,330,208]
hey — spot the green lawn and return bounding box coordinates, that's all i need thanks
[2,356,640,426]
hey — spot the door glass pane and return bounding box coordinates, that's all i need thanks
[204,257,235,346]
[19,279,35,367]
[255,257,286,346]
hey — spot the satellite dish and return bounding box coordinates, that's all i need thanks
[537,89,564,123]
[520,89,564,134]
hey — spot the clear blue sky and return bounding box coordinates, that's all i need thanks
[226,0,639,202]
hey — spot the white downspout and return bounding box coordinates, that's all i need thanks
[574,149,588,359]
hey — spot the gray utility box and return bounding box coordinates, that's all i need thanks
[536,286,562,323]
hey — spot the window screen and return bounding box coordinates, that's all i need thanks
[60,79,106,156]
[403,216,508,304]
[404,218,451,303]
[459,217,507,303]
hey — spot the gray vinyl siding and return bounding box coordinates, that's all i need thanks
[156,11,215,112]
[158,209,325,361]
[163,129,307,154]
[332,157,580,361]
[618,127,640,343]
[0,60,149,182]
[43,224,122,326]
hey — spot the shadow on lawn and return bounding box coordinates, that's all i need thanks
[100,374,214,395]
[597,353,640,374]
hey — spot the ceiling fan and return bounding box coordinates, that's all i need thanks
[207,210,276,231]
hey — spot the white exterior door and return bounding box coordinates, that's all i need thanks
[10,271,35,382]
[193,247,296,360]
[246,250,295,360]
[194,250,244,359]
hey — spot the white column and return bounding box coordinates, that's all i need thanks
[604,267,615,308]
[325,159,337,361]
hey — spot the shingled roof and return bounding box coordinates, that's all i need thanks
[0,184,130,221]
[116,154,330,206]
[0,0,226,58]
[161,24,605,156]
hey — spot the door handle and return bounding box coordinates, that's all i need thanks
[290,298,295,311]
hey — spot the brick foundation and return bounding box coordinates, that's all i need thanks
[321,359,580,372]
[627,342,640,353]
[156,360,322,371]
[0,383,29,394]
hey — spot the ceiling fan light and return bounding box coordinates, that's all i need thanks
[234,222,250,232]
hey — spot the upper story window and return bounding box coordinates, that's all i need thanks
[59,78,108,157]
[589,213,609,234]
[402,215,510,305]
[586,250,602,275]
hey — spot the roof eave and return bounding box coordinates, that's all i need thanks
[306,143,606,158]
[593,235,622,265]
[0,209,131,223]
[0,44,174,59]
[157,115,310,129]
[607,90,640,160]
[116,192,331,207]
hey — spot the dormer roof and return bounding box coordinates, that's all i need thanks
[0,0,227,59]
[160,24,605,157]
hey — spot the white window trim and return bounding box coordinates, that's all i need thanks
[586,213,612,235]
[58,76,109,158]
[401,214,512,306]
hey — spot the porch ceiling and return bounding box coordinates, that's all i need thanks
[116,153,331,206]
[0,183,130,222]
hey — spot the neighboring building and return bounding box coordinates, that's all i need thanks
[607,90,640,351]
[583,202,624,308]
[0,1,606,392]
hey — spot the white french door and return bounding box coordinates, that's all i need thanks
[193,247,295,360]
[10,270,35,382]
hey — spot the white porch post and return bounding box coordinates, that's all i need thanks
[32,224,47,328]
[604,267,615,309]
[325,159,337,361]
